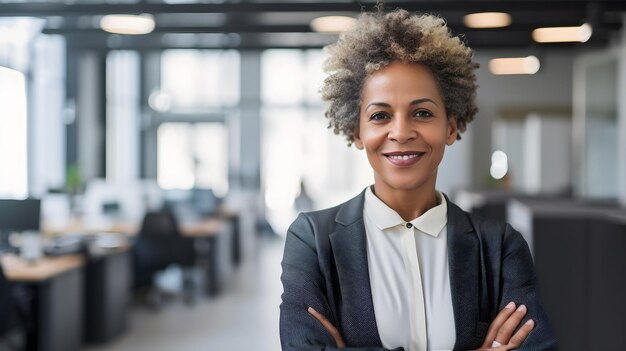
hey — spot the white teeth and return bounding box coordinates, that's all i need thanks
[388,154,420,160]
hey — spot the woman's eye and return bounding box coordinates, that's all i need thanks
[370,112,389,121]
[414,110,433,118]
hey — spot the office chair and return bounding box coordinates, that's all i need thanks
[132,209,198,307]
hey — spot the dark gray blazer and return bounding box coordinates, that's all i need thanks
[280,189,557,351]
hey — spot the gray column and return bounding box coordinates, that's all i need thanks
[235,50,262,190]
[141,52,160,180]
[77,51,106,181]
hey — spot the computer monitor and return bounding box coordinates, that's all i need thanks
[0,199,41,251]
[83,179,165,227]
[192,188,220,217]
[0,199,41,232]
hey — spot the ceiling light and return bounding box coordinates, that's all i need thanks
[463,12,512,28]
[489,56,540,75]
[100,14,155,35]
[310,16,356,34]
[532,23,592,43]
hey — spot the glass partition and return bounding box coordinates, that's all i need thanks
[574,50,619,199]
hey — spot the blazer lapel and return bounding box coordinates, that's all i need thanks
[329,191,383,347]
[446,196,489,350]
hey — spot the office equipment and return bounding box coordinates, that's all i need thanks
[43,235,84,256]
[40,194,71,234]
[83,179,160,227]
[0,199,41,253]
[192,188,220,217]
[0,199,41,232]
[163,189,201,224]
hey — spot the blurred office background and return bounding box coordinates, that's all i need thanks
[1,1,626,350]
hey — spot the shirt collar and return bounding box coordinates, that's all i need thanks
[364,186,448,237]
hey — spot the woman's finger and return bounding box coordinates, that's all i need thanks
[481,301,517,348]
[506,318,535,349]
[308,307,346,347]
[494,304,528,347]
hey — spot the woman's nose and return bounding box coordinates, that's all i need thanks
[387,115,416,143]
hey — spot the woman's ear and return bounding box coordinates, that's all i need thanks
[353,125,364,150]
[446,116,459,145]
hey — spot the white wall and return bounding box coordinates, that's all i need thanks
[437,128,473,195]
[522,114,572,194]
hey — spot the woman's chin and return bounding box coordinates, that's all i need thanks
[376,178,431,193]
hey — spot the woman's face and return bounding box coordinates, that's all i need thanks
[354,61,458,195]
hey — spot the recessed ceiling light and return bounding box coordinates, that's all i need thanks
[463,12,512,28]
[532,23,592,43]
[100,14,155,35]
[310,16,356,34]
[489,56,541,75]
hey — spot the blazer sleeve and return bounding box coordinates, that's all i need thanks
[499,224,558,351]
[279,214,403,351]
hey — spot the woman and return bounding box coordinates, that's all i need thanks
[279,8,557,351]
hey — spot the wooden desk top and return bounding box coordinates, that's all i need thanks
[42,219,138,236]
[42,217,226,238]
[1,254,85,282]
[179,218,224,237]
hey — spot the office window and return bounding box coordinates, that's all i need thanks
[157,122,228,196]
[160,50,239,111]
[261,49,326,106]
[261,50,305,106]
[0,66,28,198]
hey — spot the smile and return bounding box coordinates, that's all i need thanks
[383,152,425,166]
[387,154,421,160]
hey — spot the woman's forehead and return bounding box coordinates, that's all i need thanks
[361,62,443,104]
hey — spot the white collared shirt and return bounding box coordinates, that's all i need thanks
[363,187,456,351]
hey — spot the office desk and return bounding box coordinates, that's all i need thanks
[182,219,234,296]
[218,210,243,266]
[43,217,235,297]
[1,254,84,351]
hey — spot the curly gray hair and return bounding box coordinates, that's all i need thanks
[321,8,479,144]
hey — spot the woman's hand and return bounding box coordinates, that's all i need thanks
[308,307,346,348]
[473,302,535,351]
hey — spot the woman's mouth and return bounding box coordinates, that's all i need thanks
[383,152,425,166]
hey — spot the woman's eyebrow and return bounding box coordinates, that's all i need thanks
[409,98,438,107]
[365,98,438,111]
[364,102,391,110]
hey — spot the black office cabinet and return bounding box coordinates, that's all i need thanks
[84,249,131,343]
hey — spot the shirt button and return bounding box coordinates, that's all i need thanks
[406,223,413,229]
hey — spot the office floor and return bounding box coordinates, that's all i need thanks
[85,235,284,351]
